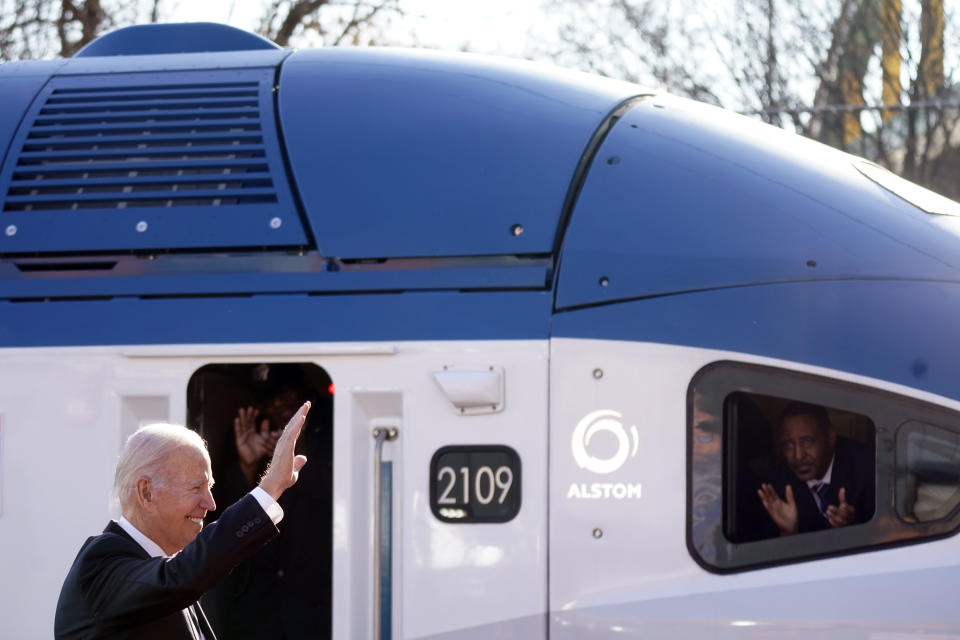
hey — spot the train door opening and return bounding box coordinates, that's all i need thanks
[187,362,334,640]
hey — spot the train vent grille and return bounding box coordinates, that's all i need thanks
[3,82,278,212]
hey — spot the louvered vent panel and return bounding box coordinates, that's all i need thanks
[0,69,308,254]
[6,82,276,211]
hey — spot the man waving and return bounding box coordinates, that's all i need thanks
[55,402,311,639]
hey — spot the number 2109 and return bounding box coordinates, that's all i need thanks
[437,465,514,505]
[429,446,522,523]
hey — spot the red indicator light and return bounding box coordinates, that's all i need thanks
[328,383,335,395]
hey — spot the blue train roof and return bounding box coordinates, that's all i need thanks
[0,24,639,260]
[554,95,960,310]
[1,22,959,306]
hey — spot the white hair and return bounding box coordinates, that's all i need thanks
[114,423,209,512]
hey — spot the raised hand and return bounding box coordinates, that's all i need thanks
[758,483,799,535]
[825,487,856,528]
[259,401,311,501]
[234,407,281,484]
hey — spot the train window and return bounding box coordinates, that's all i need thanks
[689,361,960,572]
[897,422,960,523]
[186,363,334,639]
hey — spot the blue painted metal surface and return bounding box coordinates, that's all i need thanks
[552,279,960,403]
[0,61,65,178]
[0,67,308,254]
[74,23,280,57]
[2,22,960,376]
[555,95,960,310]
[278,48,642,259]
[0,255,550,299]
[0,290,552,347]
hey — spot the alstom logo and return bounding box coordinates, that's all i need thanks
[571,409,639,474]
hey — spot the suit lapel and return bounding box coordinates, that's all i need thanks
[107,520,205,639]
[826,445,854,506]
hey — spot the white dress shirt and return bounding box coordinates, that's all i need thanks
[806,454,835,489]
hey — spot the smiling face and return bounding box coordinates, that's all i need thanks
[779,414,836,482]
[142,446,216,555]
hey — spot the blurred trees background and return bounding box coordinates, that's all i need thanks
[0,0,159,59]
[0,0,401,59]
[0,0,957,197]
[542,0,960,198]
[258,0,401,46]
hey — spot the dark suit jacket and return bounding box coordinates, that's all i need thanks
[769,436,875,533]
[55,494,278,639]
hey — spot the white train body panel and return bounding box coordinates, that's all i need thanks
[550,338,960,638]
[0,341,549,639]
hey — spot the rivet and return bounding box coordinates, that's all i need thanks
[606,156,620,165]
[593,368,603,379]
[510,223,524,237]
[806,260,817,268]
[599,276,610,287]
[592,528,603,539]
[270,217,283,229]
[912,359,928,377]
[135,221,148,232]
[5,224,16,237]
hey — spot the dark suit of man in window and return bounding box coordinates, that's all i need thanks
[758,401,875,535]
[54,402,311,639]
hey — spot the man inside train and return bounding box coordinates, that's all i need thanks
[201,364,332,640]
[757,401,875,535]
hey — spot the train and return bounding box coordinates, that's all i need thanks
[2,21,960,639]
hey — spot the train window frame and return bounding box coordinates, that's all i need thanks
[185,362,336,637]
[184,358,335,637]
[688,361,960,573]
[896,420,960,524]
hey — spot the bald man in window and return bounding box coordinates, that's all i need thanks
[54,402,311,639]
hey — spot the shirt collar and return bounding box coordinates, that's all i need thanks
[806,454,835,489]
[117,516,169,558]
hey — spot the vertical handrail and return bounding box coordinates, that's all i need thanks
[372,426,398,640]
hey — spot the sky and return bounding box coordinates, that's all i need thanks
[166,0,547,59]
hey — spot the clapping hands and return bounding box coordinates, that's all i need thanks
[758,483,799,536]
[825,487,856,528]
